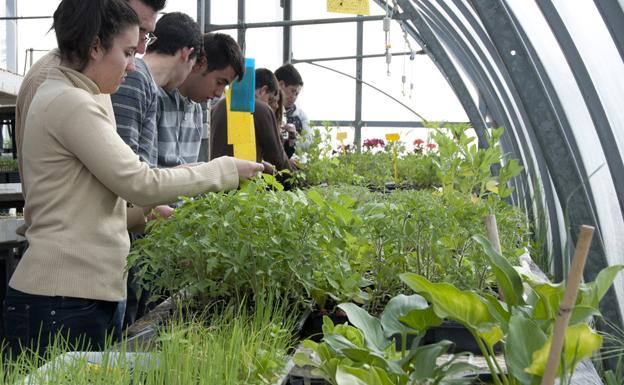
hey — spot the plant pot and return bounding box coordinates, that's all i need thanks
[285,375,329,385]
[0,171,19,183]
[390,332,422,351]
[423,321,501,354]
[298,309,349,342]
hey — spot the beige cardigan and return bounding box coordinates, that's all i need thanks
[15,49,146,233]
[10,66,239,301]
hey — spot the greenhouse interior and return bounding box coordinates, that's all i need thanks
[0,0,622,384]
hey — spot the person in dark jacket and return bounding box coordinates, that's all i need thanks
[210,68,295,174]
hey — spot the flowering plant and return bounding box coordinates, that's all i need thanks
[362,138,386,150]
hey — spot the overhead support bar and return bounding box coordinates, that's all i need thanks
[206,13,407,32]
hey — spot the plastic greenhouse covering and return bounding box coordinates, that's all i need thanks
[393,0,624,329]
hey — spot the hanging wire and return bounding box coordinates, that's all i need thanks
[302,60,428,122]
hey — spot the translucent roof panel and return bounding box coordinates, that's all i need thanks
[552,0,624,166]
[506,0,624,319]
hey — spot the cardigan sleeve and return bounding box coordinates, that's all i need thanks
[47,89,239,207]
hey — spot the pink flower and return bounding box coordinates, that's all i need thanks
[363,138,386,149]
[413,138,424,146]
[426,143,437,150]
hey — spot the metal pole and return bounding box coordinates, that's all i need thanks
[237,0,245,53]
[197,0,211,33]
[282,0,292,63]
[354,18,364,151]
[6,0,17,73]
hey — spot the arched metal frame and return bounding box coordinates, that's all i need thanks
[197,0,624,329]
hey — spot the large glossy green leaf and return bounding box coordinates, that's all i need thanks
[526,323,602,377]
[335,365,395,385]
[338,303,390,352]
[505,313,547,385]
[408,341,452,381]
[578,265,624,308]
[472,234,525,307]
[399,306,443,332]
[380,294,429,337]
[529,282,564,321]
[400,273,492,329]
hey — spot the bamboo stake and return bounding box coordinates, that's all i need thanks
[540,225,595,385]
[484,214,502,254]
[484,214,505,301]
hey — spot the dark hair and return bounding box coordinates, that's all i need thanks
[255,68,278,93]
[145,12,202,59]
[137,0,167,12]
[199,33,245,81]
[53,0,139,70]
[275,63,303,86]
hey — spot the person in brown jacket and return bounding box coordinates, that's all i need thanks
[210,68,295,175]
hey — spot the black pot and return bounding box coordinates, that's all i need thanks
[298,309,349,342]
[423,321,501,354]
[390,332,422,351]
[286,375,329,385]
[0,171,19,183]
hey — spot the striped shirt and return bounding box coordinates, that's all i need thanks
[156,88,202,168]
[111,58,158,167]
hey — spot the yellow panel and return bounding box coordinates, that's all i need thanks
[226,89,255,145]
[233,142,257,162]
[385,133,400,141]
[327,0,370,15]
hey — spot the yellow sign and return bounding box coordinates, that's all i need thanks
[226,89,257,161]
[336,132,347,141]
[327,0,370,15]
[385,133,400,141]
[233,142,257,161]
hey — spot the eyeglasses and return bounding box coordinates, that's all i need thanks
[144,32,157,47]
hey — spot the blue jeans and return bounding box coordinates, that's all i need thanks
[3,287,123,359]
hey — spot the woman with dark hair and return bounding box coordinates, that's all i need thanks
[5,0,262,357]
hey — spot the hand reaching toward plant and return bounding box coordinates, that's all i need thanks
[231,157,264,180]
[147,205,174,221]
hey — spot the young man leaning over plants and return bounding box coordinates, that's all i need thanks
[156,33,244,168]
[110,11,203,327]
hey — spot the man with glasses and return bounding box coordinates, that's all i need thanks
[112,12,201,167]
[110,11,203,328]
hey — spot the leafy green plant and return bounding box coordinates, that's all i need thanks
[399,235,623,385]
[294,295,474,385]
[128,177,372,311]
[431,123,522,200]
[0,157,18,172]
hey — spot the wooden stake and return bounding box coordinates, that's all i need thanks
[484,214,502,254]
[485,214,505,301]
[540,225,595,385]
